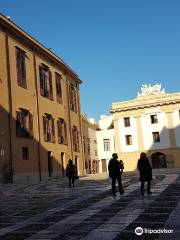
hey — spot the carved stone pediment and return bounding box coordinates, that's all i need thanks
[137,83,165,97]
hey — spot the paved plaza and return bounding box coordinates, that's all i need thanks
[0,170,180,240]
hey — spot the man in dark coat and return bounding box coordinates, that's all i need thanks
[108,153,124,196]
[66,159,77,187]
[137,152,152,196]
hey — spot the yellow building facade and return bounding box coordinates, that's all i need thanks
[0,14,84,183]
[111,84,180,172]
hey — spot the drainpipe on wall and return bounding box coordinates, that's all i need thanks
[5,33,13,183]
[33,52,42,181]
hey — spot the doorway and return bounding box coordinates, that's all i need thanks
[101,159,107,172]
[151,152,167,168]
[48,151,53,177]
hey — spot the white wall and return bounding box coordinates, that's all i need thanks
[119,117,139,152]
[96,129,114,173]
[173,110,180,147]
[99,115,113,130]
[141,112,169,150]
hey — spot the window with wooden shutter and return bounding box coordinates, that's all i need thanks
[16,47,27,88]
[57,118,67,144]
[39,64,53,101]
[49,71,53,100]
[55,73,62,104]
[43,116,48,142]
[69,85,77,112]
[43,114,55,143]
[16,109,33,138]
[72,126,79,152]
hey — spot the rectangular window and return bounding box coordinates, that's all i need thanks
[16,47,27,88]
[72,126,79,152]
[152,132,160,143]
[43,114,55,143]
[22,147,29,160]
[125,135,132,145]
[16,109,33,138]
[103,139,110,151]
[39,65,53,100]
[55,72,62,103]
[124,117,130,127]
[57,118,67,144]
[151,114,158,124]
[69,84,77,112]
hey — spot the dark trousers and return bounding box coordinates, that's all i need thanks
[141,181,151,193]
[111,175,123,195]
[68,177,75,187]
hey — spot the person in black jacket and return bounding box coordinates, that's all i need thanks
[137,152,152,196]
[108,153,124,196]
[66,159,77,187]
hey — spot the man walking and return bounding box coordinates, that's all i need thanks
[108,153,124,196]
[137,152,152,196]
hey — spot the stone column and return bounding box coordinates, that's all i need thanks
[166,111,176,148]
[135,115,144,152]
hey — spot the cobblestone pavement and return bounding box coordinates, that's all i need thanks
[0,171,180,240]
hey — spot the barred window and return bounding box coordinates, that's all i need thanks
[16,109,33,138]
[43,114,55,143]
[16,47,26,88]
[57,118,67,144]
[39,65,53,100]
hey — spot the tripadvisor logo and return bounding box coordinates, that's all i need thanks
[135,227,143,235]
[135,227,174,235]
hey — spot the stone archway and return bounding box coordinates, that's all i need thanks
[151,152,167,168]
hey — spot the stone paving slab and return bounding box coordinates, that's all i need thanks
[0,172,180,240]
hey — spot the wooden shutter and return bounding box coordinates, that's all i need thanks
[39,65,44,96]
[16,50,21,86]
[29,112,33,137]
[16,111,22,137]
[57,120,60,143]
[43,116,47,141]
[64,121,67,144]
[49,71,53,100]
[21,52,27,88]
[52,117,55,143]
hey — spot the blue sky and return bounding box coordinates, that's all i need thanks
[1,0,180,120]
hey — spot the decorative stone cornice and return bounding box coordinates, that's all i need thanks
[111,92,180,113]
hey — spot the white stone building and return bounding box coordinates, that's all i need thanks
[96,115,115,173]
[111,84,180,171]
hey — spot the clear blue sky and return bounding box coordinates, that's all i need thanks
[1,0,180,120]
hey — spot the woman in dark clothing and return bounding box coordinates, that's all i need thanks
[137,152,152,196]
[66,159,77,187]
